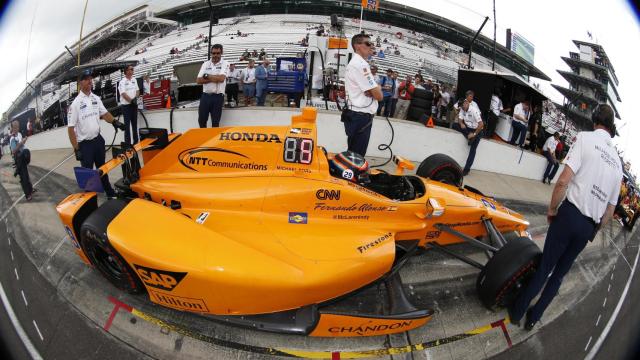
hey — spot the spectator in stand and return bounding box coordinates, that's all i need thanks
[510,100,531,147]
[196,44,230,127]
[395,75,414,120]
[255,58,270,106]
[241,59,257,106]
[259,48,266,60]
[487,88,510,138]
[242,49,250,60]
[414,74,425,89]
[225,63,241,107]
[371,66,382,85]
[453,99,484,176]
[425,79,433,92]
[9,120,35,201]
[252,49,258,58]
[542,132,561,184]
[377,68,395,117]
[389,71,399,118]
[118,64,140,144]
[378,49,385,58]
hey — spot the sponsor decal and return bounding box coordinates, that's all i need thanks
[196,212,210,224]
[288,212,308,224]
[64,225,80,249]
[178,147,268,172]
[344,181,385,198]
[328,321,413,335]
[134,264,187,291]
[357,232,392,253]
[333,214,369,220]
[481,198,496,210]
[276,164,312,173]
[149,291,209,312]
[219,131,282,143]
[316,189,341,200]
[342,169,354,180]
[314,202,397,212]
[425,230,441,239]
[289,128,312,135]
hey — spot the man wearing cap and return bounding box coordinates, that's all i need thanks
[510,104,622,331]
[118,64,140,144]
[67,69,125,198]
[196,44,229,127]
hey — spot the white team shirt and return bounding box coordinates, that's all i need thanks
[564,129,623,222]
[68,91,108,142]
[118,77,139,105]
[242,67,256,84]
[197,59,230,94]
[542,136,559,153]
[513,103,529,124]
[345,53,379,114]
[227,68,241,84]
[490,95,503,116]
[454,100,481,114]
[458,105,483,129]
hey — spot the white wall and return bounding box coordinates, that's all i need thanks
[26,107,560,182]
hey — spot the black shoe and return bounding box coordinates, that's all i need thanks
[462,169,470,176]
[507,306,521,327]
[542,178,546,184]
[524,309,536,331]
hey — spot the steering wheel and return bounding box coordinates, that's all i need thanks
[401,176,416,200]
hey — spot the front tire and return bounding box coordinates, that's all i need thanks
[80,199,145,294]
[416,153,463,187]
[476,236,541,310]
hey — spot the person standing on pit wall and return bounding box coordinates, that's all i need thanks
[509,100,530,147]
[225,63,241,107]
[343,33,383,157]
[196,44,229,127]
[9,120,35,201]
[118,64,140,144]
[510,104,622,331]
[395,74,414,120]
[453,99,483,176]
[255,58,270,106]
[541,132,561,184]
[241,59,257,106]
[67,69,126,199]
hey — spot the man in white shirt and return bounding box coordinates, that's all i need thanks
[509,100,530,147]
[510,104,622,331]
[453,99,483,176]
[241,59,256,107]
[225,63,241,107]
[196,44,229,127]
[9,120,34,200]
[118,64,140,144]
[343,33,383,156]
[67,69,126,198]
[486,88,510,138]
[541,132,561,184]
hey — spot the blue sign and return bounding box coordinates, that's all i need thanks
[288,212,308,224]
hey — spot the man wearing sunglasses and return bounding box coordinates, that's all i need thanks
[342,34,383,156]
[196,44,230,127]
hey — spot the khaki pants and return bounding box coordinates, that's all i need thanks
[394,98,411,120]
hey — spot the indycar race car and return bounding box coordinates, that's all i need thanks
[57,107,541,337]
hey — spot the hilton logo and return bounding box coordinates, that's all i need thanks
[150,291,209,312]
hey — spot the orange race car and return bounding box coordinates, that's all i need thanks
[57,107,541,337]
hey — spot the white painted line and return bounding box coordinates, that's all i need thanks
[20,290,28,307]
[32,320,44,341]
[595,314,601,327]
[611,273,614,281]
[607,236,632,271]
[0,280,43,359]
[586,234,640,360]
[584,336,592,351]
[607,284,611,293]
[14,268,19,280]
[7,237,10,246]
[10,251,14,261]
[602,297,607,308]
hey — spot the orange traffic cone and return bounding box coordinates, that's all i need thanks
[426,115,434,128]
[165,95,172,109]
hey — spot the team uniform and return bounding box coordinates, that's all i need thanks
[118,76,139,144]
[542,135,560,183]
[487,94,503,138]
[510,102,529,146]
[197,58,230,127]
[343,53,379,156]
[511,128,623,325]
[453,104,483,174]
[9,132,33,198]
[68,91,116,197]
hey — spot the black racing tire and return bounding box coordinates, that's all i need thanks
[410,98,431,109]
[416,153,463,187]
[476,236,541,310]
[80,199,145,295]
[407,106,427,121]
[412,88,434,101]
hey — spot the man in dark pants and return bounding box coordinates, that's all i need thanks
[343,33,383,156]
[196,44,229,127]
[510,104,622,331]
[118,65,140,144]
[453,99,483,176]
[9,120,34,201]
[67,69,126,198]
[542,132,560,184]
[509,100,530,147]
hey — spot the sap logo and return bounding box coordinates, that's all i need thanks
[219,132,282,143]
[316,189,341,200]
[134,264,187,291]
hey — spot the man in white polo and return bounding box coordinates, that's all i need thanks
[196,43,229,127]
[453,99,483,176]
[118,64,140,144]
[542,131,561,184]
[509,100,530,147]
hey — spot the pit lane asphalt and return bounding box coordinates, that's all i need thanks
[0,162,636,359]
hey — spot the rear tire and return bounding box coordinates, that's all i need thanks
[416,154,463,187]
[476,236,541,310]
[80,199,145,294]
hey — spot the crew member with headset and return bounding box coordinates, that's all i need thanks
[343,33,383,157]
[453,99,483,176]
[196,44,229,128]
[67,69,126,199]
[509,104,622,331]
[118,64,140,144]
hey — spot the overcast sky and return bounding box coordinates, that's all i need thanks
[0,0,638,170]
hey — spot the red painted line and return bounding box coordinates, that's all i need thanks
[104,296,133,331]
[491,319,512,348]
[331,351,341,360]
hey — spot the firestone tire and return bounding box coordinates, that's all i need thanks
[416,153,463,187]
[80,199,145,295]
[476,236,541,310]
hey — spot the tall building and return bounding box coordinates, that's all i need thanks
[552,40,622,130]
